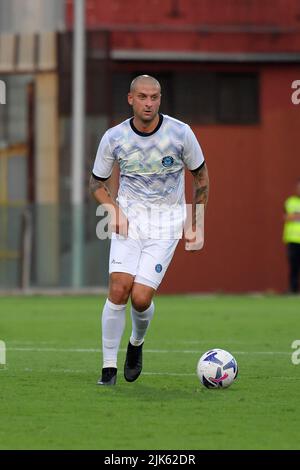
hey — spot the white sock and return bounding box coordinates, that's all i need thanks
[102,299,126,368]
[130,302,155,346]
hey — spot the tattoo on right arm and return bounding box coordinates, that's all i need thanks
[89,175,111,197]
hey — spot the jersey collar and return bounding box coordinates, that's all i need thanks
[130,113,163,137]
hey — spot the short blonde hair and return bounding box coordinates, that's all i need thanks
[130,75,161,93]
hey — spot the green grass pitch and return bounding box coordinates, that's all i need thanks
[0,294,300,450]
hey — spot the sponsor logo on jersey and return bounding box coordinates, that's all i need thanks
[162,156,174,168]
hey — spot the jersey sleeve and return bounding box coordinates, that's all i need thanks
[182,125,205,171]
[92,131,115,180]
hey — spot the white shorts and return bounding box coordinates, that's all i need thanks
[109,234,179,290]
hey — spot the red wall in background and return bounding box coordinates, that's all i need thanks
[161,66,300,293]
[66,0,300,292]
[66,0,300,53]
[67,0,300,28]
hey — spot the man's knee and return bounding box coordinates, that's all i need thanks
[109,282,131,304]
[131,291,153,312]
[109,275,133,304]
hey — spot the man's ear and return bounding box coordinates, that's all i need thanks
[128,93,133,106]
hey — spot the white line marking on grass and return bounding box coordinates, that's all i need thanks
[184,341,282,346]
[21,368,300,379]
[8,347,291,355]
[22,367,196,376]
[9,347,101,352]
[143,372,195,376]
[8,339,250,345]
[9,339,57,347]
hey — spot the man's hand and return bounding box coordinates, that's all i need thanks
[89,175,129,237]
[186,163,208,251]
[109,206,129,237]
[184,224,204,251]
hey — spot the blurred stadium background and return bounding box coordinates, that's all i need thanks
[1,0,300,453]
[0,0,300,294]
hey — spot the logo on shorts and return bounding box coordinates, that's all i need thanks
[155,264,162,273]
[162,156,174,168]
[111,259,122,265]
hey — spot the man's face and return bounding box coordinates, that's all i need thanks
[128,81,161,123]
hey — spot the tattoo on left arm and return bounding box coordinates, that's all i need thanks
[191,163,209,208]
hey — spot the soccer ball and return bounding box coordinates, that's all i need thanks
[197,348,238,389]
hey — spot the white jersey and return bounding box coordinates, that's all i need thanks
[92,114,205,239]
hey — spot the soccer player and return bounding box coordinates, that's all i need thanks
[90,75,209,385]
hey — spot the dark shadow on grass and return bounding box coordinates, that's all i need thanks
[94,380,239,402]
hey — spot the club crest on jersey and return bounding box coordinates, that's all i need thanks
[155,264,162,273]
[162,156,174,168]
